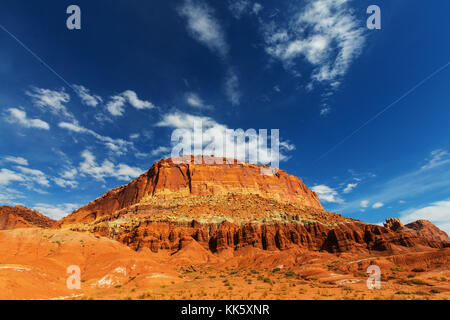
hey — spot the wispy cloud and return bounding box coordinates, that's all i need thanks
[2,156,29,166]
[421,149,450,170]
[178,0,228,58]
[343,183,358,194]
[337,149,450,214]
[224,68,241,106]
[372,202,384,209]
[151,146,171,157]
[228,0,251,19]
[25,87,73,119]
[262,0,366,86]
[15,166,50,187]
[311,184,343,203]
[156,111,293,163]
[0,168,25,185]
[185,92,213,109]
[32,203,80,220]
[400,200,450,234]
[360,200,369,208]
[73,84,102,107]
[79,150,143,182]
[58,122,132,155]
[106,90,155,116]
[5,108,50,130]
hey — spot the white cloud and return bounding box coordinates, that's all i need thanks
[25,87,73,119]
[178,0,228,57]
[0,165,51,190]
[32,203,80,220]
[372,202,384,209]
[156,111,293,164]
[336,150,450,214]
[15,166,50,187]
[311,185,343,203]
[53,167,78,188]
[252,3,263,15]
[262,0,366,86]
[59,122,132,154]
[73,84,102,107]
[0,168,25,185]
[422,149,450,170]
[228,0,251,19]
[360,200,369,208]
[129,133,140,140]
[3,156,28,166]
[400,200,450,235]
[5,108,50,130]
[185,92,213,109]
[225,68,241,106]
[320,106,331,116]
[0,188,24,205]
[151,146,171,157]
[343,183,357,194]
[106,90,154,116]
[79,150,143,181]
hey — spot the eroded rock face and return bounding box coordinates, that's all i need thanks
[0,205,55,230]
[54,157,450,257]
[384,218,404,231]
[89,220,445,255]
[57,157,323,226]
[405,220,450,244]
[384,218,450,245]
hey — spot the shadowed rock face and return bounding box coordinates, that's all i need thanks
[87,220,445,255]
[0,205,55,229]
[57,157,323,226]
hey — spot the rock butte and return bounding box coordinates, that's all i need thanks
[51,156,450,255]
[0,205,55,230]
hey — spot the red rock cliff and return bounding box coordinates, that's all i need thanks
[0,205,55,229]
[57,157,323,226]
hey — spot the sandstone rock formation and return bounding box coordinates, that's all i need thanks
[52,157,450,256]
[385,218,450,244]
[57,156,323,226]
[0,205,55,230]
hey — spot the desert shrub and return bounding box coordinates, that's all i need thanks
[250,269,259,274]
[430,289,441,294]
[412,268,425,273]
[285,271,296,277]
[396,290,412,295]
[263,277,272,284]
[390,266,405,272]
[410,279,428,285]
[272,267,281,273]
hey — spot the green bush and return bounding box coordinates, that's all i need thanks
[285,271,296,277]
[390,266,405,272]
[430,289,441,294]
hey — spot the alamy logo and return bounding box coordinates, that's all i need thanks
[170,121,280,175]
[367,5,381,30]
[66,5,81,30]
[366,265,381,290]
[66,265,81,289]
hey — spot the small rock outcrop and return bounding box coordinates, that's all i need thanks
[0,205,55,230]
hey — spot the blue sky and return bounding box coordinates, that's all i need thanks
[1,0,450,233]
